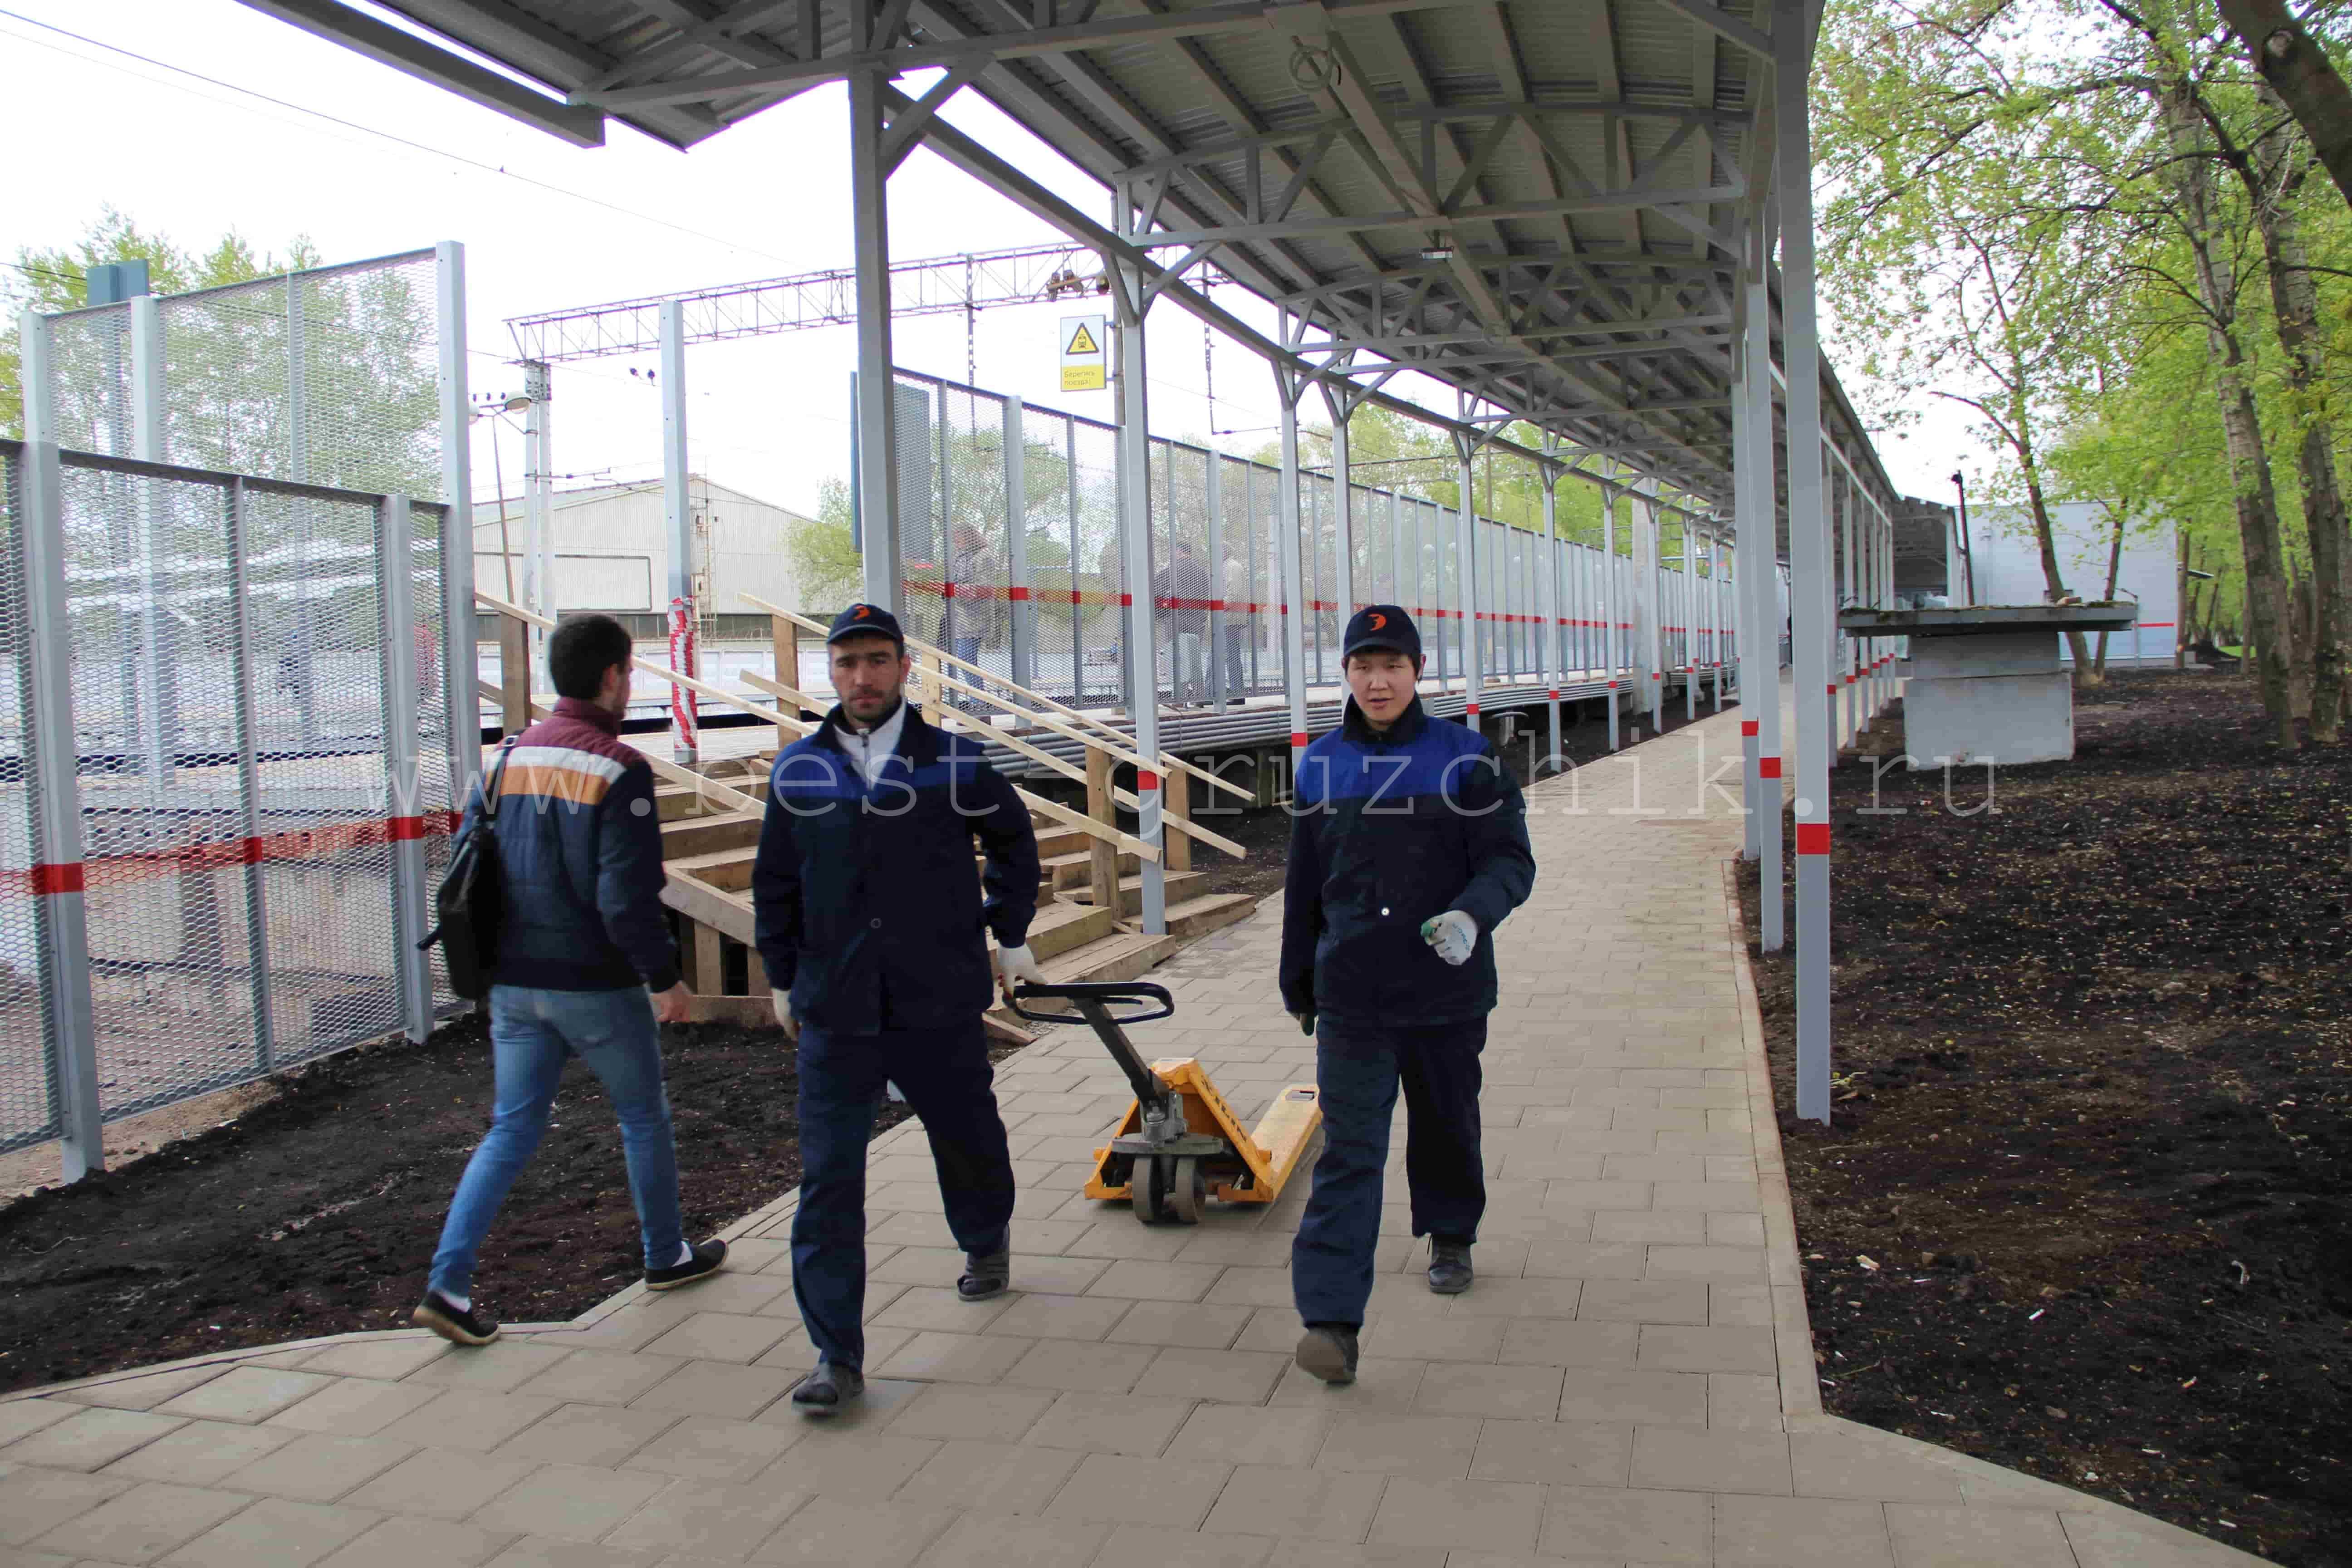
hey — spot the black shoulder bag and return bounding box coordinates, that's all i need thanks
[418,740,517,1001]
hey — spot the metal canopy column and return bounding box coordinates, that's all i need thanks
[434,241,476,798]
[658,299,696,764]
[523,359,554,667]
[1602,470,1622,751]
[17,314,104,1181]
[1325,385,1354,623]
[1778,0,1833,1122]
[1541,437,1563,769]
[1740,268,1782,951]
[1113,201,1165,936]
[1453,425,1481,725]
[850,64,902,612]
[1004,394,1038,692]
[1274,331,1310,773]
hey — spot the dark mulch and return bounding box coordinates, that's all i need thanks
[1740,670,2352,1568]
[0,1015,916,1395]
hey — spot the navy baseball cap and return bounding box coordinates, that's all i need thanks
[1342,603,1421,664]
[826,602,904,648]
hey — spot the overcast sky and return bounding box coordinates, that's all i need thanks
[0,0,1976,520]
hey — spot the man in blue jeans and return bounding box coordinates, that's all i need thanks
[753,603,1043,1415]
[414,614,725,1346]
[1281,605,1536,1383]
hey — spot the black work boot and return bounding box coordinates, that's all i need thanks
[1294,1323,1359,1385]
[958,1248,1011,1302]
[789,1362,865,1415]
[1427,1240,1474,1295]
[646,1237,728,1291]
[412,1289,500,1346]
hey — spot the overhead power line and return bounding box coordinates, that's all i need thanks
[0,6,799,267]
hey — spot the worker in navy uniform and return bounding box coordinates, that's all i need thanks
[1281,604,1537,1384]
[752,603,1045,1414]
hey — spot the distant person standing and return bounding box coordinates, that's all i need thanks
[1155,539,1211,705]
[754,603,1045,1415]
[1281,605,1536,1383]
[1220,541,1252,705]
[414,613,725,1346]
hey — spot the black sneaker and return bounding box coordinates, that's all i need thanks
[1294,1323,1358,1385]
[789,1362,864,1415]
[957,1248,1011,1302]
[646,1237,728,1291]
[412,1289,500,1346]
[1428,1241,1474,1295]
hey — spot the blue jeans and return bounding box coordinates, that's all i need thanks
[1293,1017,1487,1328]
[428,985,684,1298]
[792,1018,1015,1370]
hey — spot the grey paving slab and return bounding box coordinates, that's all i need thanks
[0,699,2283,1566]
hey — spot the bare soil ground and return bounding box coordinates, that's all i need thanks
[1740,670,2352,1568]
[0,1015,927,1395]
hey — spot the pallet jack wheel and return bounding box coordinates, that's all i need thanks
[1167,1156,1205,1225]
[1137,1155,1176,1225]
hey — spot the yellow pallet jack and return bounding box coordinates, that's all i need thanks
[1009,980,1322,1225]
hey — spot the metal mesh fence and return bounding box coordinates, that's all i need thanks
[5,247,460,1158]
[879,368,1653,711]
[0,446,456,1149]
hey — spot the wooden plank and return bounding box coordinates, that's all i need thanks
[747,950,772,998]
[1084,745,1120,917]
[496,613,531,738]
[740,590,1252,803]
[478,588,1154,865]
[657,872,757,945]
[1164,766,1192,873]
[771,613,803,750]
[694,926,727,996]
[753,669,1245,862]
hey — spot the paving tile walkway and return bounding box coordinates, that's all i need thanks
[1,699,2276,1568]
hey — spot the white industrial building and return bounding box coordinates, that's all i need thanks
[472,475,816,625]
[1955,501,2179,668]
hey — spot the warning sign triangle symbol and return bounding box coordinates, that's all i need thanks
[1064,322,1101,355]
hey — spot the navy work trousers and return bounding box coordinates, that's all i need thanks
[1293,1016,1487,1329]
[791,1019,1015,1371]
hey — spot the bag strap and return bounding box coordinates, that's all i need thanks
[479,738,519,824]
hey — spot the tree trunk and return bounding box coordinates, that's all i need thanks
[2215,0,2352,220]
[2096,503,2126,678]
[2010,383,2096,683]
[2246,95,2349,740]
[2167,84,2300,746]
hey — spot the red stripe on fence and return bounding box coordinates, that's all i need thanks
[28,862,84,896]
[1741,721,1759,736]
[0,813,460,902]
[1797,823,1831,855]
[1759,756,1783,779]
[1137,770,1159,792]
[1289,731,1308,750]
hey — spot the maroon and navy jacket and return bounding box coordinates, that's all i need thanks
[460,696,681,995]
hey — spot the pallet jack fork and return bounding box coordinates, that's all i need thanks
[1008,981,1322,1225]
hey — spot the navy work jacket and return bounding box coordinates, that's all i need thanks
[1279,697,1536,1026]
[751,701,1040,1034]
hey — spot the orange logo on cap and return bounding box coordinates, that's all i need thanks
[853,604,872,619]
[1367,611,1387,630]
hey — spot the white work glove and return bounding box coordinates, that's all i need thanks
[994,942,1045,998]
[771,992,799,1041]
[1421,910,1478,967]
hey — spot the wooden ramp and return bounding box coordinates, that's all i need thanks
[641,750,1256,1042]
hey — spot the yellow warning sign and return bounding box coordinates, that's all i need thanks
[1059,313,1107,392]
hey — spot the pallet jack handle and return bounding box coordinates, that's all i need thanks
[1006,981,1176,1110]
